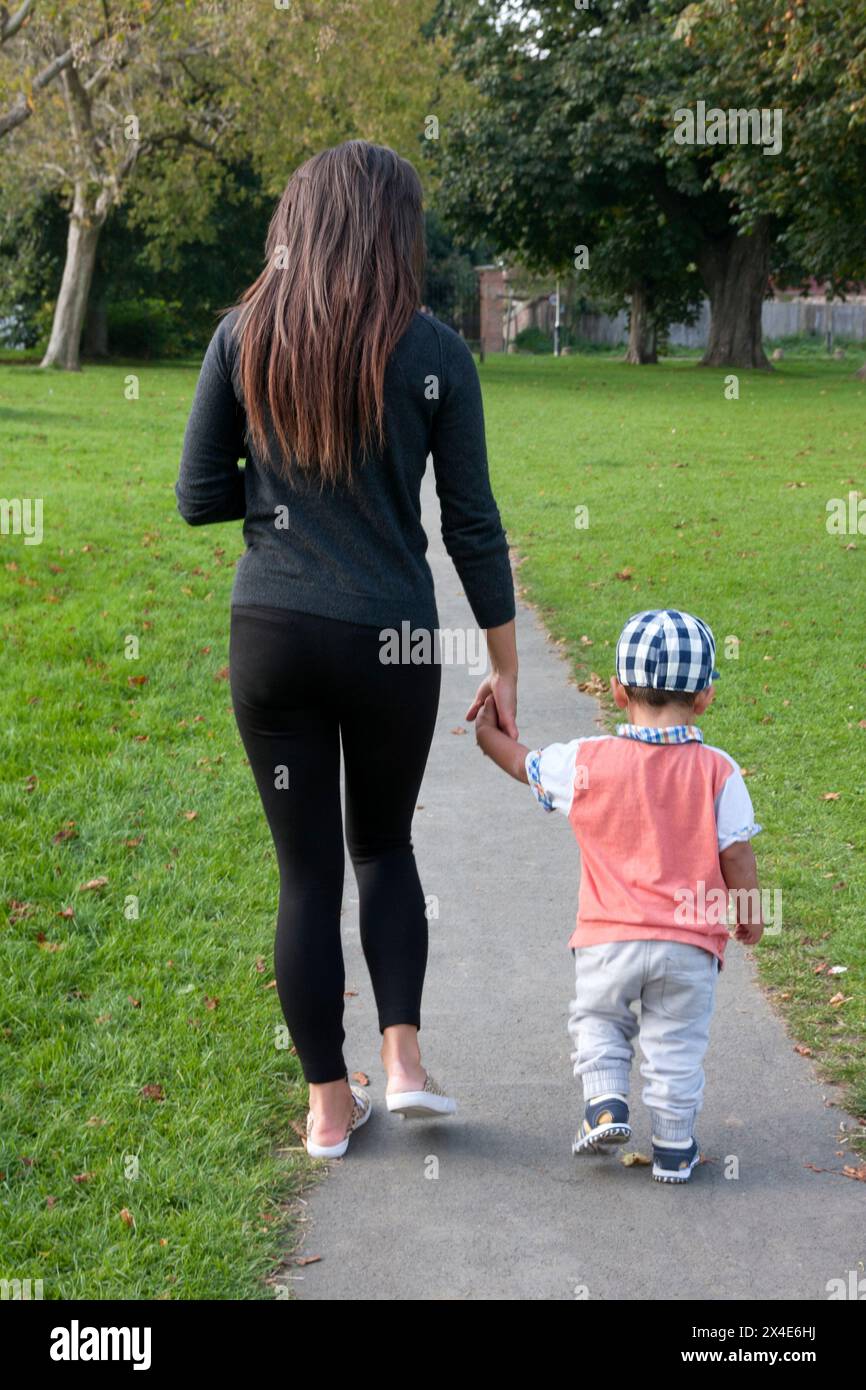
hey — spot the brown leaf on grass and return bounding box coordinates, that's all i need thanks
[615,567,634,581]
[57,906,74,918]
[36,934,64,952]
[133,734,149,743]
[813,962,828,974]
[295,1255,322,1266]
[214,666,230,681]
[351,1072,370,1087]
[289,1119,307,1142]
[200,646,211,655]
[78,877,108,892]
[794,1044,813,1057]
[181,810,198,821]
[123,837,143,848]
[829,993,849,1008]
[45,1195,57,1209]
[139,1084,165,1102]
[85,1116,104,1128]
[127,675,148,688]
[8,900,34,923]
[254,956,266,973]
[204,995,219,1011]
[72,1172,93,1184]
[24,773,38,792]
[821,792,841,801]
[264,979,277,989]
[128,997,141,1009]
[119,1208,135,1228]
[52,821,77,844]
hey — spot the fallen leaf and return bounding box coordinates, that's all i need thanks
[127,675,148,688]
[842,1165,866,1182]
[829,993,849,1007]
[52,821,77,844]
[57,906,74,918]
[621,1151,652,1166]
[214,666,230,681]
[78,877,108,892]
[295,1255,322,1266]
[204,995,219,1010]
[821,792,841,801]
[8,900,34,923]
[450,727,467,735]
[119,1208,135,1228]
[181,810,198,821]
[72,1172,93,1184]
[615,567,634,581]
[794,1044,813,1057]
[139,1084,165,1102]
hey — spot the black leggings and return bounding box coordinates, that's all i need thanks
[229,605,441,1083]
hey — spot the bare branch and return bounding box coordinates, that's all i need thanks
[0,0,36,45]
[0,46,73,137]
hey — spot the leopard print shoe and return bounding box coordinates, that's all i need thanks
[386,1070,457,1119]
[305,1083,372,1159]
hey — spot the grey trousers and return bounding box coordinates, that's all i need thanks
[568,938,720,1142]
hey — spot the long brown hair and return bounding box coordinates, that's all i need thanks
[232,140,425,486]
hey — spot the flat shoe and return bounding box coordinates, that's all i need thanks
[386,1072,456,1119]
[305,1084,371,1159]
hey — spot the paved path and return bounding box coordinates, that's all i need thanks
[289,474,864,1301]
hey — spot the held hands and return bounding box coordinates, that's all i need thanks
[466,670,518,740]
[474,693,500,738]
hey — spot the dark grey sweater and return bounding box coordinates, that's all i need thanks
[176,308,515,632]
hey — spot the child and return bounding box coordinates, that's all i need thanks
[475,608,763,1183]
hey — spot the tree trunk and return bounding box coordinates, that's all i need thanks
[623,286,658,364]
[84,291,109,357]
[40,185,104,370]
[698,218,771,369]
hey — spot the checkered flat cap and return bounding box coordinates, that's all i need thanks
[615,609,720,693]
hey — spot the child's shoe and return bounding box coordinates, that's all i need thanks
[652,1137,700,1183]
[572,1095,632,1154]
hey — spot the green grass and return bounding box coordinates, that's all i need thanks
[480,352,866,1147]
[1,349,864,1301]
[0,360,314,1300]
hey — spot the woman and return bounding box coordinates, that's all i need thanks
[176,140,517,1158]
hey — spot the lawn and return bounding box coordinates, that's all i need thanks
[0,349,863,1300]
[480,352,866,1144]
[0,361,313,1300]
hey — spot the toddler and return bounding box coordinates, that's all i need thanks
[475,609,763,1183]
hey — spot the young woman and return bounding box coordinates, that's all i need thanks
[176,140,517,1158]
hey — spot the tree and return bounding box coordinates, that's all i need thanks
[432,0,866,369]
[2,0,449,369]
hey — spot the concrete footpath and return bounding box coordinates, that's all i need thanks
[289,473,865,1301]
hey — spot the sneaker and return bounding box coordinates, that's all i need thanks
[652,1137,700,1183]
[572,1096,632,1154]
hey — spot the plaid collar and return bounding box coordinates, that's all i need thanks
[616,723,704,745]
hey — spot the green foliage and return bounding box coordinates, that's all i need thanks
[105,299,189,359]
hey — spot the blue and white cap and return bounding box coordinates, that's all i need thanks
[615,609,720,693]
